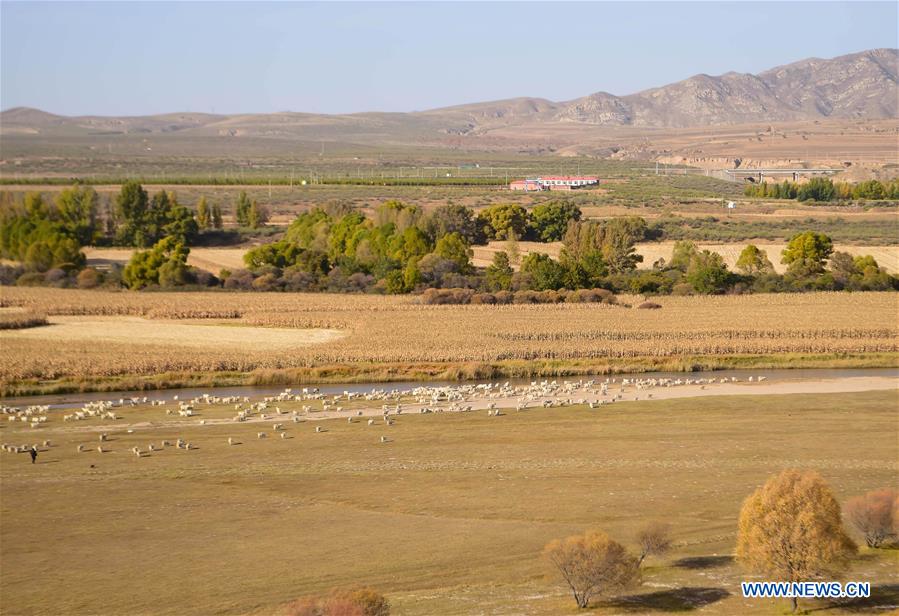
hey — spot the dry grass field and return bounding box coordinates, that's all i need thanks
[0,288,896,395]
[0,316,343,350]
[1,389,897,615]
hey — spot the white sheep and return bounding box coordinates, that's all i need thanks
[257,432,267,439]
[315,426,323,433]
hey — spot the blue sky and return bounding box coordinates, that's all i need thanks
[1,1,896,116]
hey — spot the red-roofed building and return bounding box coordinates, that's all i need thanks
[509,176,599,191]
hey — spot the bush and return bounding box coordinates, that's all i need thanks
[0,264,24,286]
[845,488,898,548]
[420,288,474,305]
[638,301,662,309]
[285,588,389,616]
[76,267,102,289]
[470,292,496,304]
[16,271,46,286]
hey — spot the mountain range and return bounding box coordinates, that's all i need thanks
[1,48,896,146]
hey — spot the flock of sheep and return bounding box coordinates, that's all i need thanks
[1,375,768,460]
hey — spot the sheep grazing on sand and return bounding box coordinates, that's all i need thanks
[77,444,85,453]
[228,437,235,446]
[97,445,105,453]
[315,426,323,433]
[42,440,51,447]
[99,433,108,442]
[280,432,288,439]
[367,419,375,426]
[257,432,267,439]
[380,436,388,443]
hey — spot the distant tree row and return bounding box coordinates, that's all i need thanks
[744,177,899,201]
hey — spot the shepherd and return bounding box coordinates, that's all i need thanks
[30,446,37,464]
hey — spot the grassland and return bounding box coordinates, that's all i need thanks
[1,289,896,395]
[1,389,896,615]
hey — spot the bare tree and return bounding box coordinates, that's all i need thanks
[636,522,672,565]
[544,529,640,609]
[845,488,898,548]
[737,469,856,613]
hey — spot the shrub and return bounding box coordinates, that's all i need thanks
[845,488,898,548]
[470,292,496,304]
[16,272,46,287]
[544,529,640,609]
[76,268,102,289]
[420,288,474,305]
[638,301,662,309]
[285,588,389,616]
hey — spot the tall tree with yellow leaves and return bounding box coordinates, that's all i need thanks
[736,469,856,613]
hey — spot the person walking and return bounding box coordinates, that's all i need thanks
[30,446,37,464]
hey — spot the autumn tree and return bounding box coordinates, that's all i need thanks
[736,244,774,275]
[781,231,833,278]
[544,529,640,609]
[845,488,898,548]
[736,469,856,613]
[636,522,672,566]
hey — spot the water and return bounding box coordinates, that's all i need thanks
[3,367,896,411]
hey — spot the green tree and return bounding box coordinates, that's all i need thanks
[55,185,99,245]
[235,191,252,226]
[686,250,731,294]
[782,231,833,277]
[527,201,582,242]
[122,236,191,290]
[114,181,150,246]
[797,177,836,202]
[425,203,481,244]
[476,203,528,240]
[211,203,223,229]
[485,251,513,291]
[668,240,698,272]
[736,244,774,275]
[196,197,210,230]
[520,252,565,290]
[434,232,472,273]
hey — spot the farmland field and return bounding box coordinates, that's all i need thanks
[1,288,896,395]
[1,388,896,615]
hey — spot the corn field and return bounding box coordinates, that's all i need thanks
[1,288,897,385]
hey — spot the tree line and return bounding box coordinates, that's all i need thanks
[1,186,896,293]
[743,177,899,201]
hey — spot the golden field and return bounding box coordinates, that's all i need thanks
[0,288,896,394]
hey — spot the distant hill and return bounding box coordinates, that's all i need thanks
[1,48,896,143]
